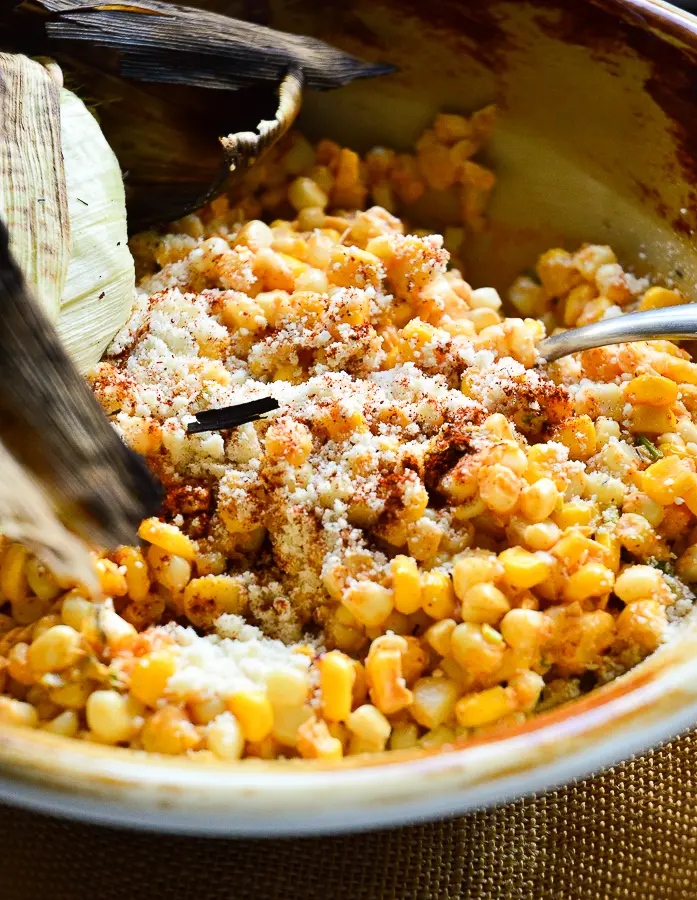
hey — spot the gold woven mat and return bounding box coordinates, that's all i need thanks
[2,731,697,900]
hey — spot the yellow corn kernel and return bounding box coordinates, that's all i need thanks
[389,721,420,751]
[563,562,615,603]
[319,650,356,722]
[271,704,314,747]
[479,464,521,514]
[27,625,82,674]
[7,642,34,685]
[391,556,421,616]
[614,565,668,604]
[498,547,549,589]
[25,558,60,603]
[638,286,687,311]
[86,691,142,745]
[265,668,308,708]
[49,679,94,710]
[537,248,583,297]
[95,558,128,598]
[148,546,192,593]
[366,634,413,715]
[0,697,38,728]
[129,651,177,708]
[227,691,273,742]
[411,676,459,729]
[452,555,503,600]
[509,670,546,712]
[552,500,596,530]
[342,581,393,628]
[112,546,150,603]
[296,716,343,760]
[450,622,506,678]
[346,704,391,751]
[455,685,514,728]
[500,609,552,653]
[206,712,245,760]
[451,497,487,522]
[460,583,510,625]
[616,599,667,651]
[264,418,313,466]
[322,407,368,442]
[1,544,27,605]
[524,522,562,552]
[43,709,80,738]
[425,618,457,657]
[141,706,200,755]
[551,415,596,461]
[182,575,247,629]
[288,176,328,212]
[595,529,621,573]
[629,405,677,435]
[520,477,560,523]
[421,570,457,619]
[189,695,226,726]
[625,373,678,407]
[642,456,696,506]
[138,518,197,562]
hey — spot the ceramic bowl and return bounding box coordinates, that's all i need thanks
[4,0,697,835]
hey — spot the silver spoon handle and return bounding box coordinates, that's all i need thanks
[537,304,697,362]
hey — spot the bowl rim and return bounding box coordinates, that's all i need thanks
[4,0,697,837]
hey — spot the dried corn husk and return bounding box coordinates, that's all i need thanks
[55,83,135,371]
[0,53,135,370]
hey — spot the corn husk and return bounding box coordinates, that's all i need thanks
[55,83,136,371]
[0,53,69,322]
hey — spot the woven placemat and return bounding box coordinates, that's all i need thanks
[2,731,697,900]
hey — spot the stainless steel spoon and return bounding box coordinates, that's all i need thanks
[536,304,697,362]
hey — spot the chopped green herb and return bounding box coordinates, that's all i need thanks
[636,435,663,462]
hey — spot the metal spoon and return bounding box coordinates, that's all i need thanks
[537,304,697,362]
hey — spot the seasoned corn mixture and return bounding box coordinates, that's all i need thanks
[1,109,697,762]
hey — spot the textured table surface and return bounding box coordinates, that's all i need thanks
[2,729,697,900]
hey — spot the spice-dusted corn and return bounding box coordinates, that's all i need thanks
[1,109,696,761]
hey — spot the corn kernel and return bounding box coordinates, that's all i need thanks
[28,625,82,674]
[391,555,422,614]
[625,374,678,407]
[138,519,197,561]
[205,712,245,760]
[346,704,391,750]
[520,477,560,523]
[629,405,677,434]
[479,464,521,514]
[389,721,420,751]
[614,565,667,603]
[498,547,549,589]
[0,697,38,728]
[425,618,457,656]
[86,691,142,745]
[639,286,687,311]
[616,599,667,651]
[342,581,393,628]
[563,562,615,602]
[95,558,128,598]
[500,609,552,653]
[450,622,505,678]
[297,716,343,760]
[524,522,562,551]
[420,570,457,619]
[452,555,503,599]
[552,500,596,530]
[112,546,150,603]
[183,575,247,629]
[265,668,308,708]
[455,685,514,728]
[460,583,510,625]
[1,544,27,605]
[642,456,696,506]
[227,691,273,742]
[130,651,177,708]
[43,709,80,738]
[551,415,597,460]
[141,706,200,755]
[411,676,459,729]
[366,635,413,715]
[319,650,356,721]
